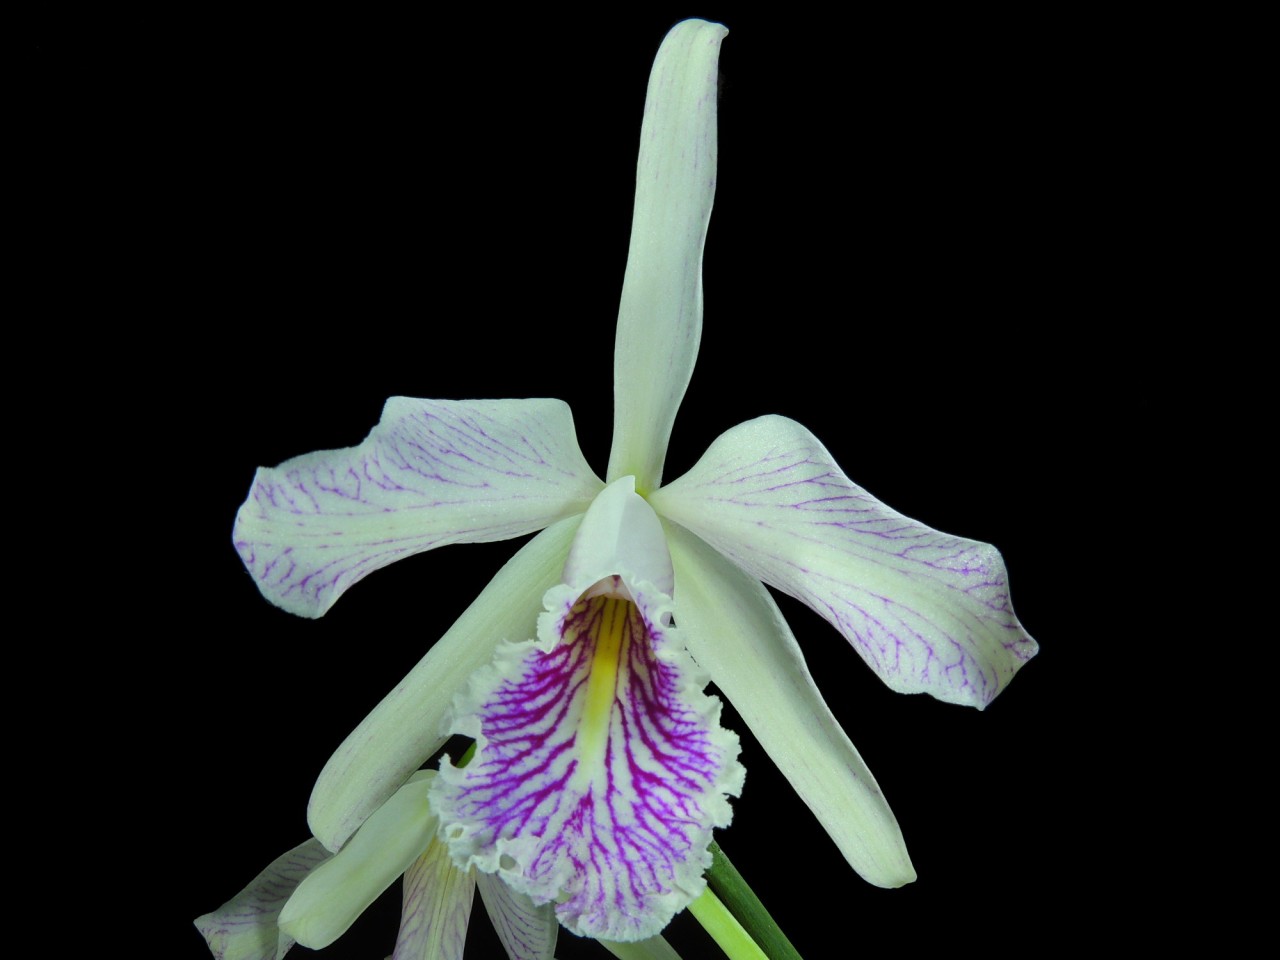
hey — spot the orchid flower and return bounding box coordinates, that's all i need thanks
[222,16,1036,949]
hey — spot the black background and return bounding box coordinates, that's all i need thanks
[30,7,1185,958]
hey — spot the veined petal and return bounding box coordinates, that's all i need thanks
[280,773,438,949]
[652,416,1038,708]
[663,520,916,888]
[309,514,583,852]
[195,839,330,960]
[432,480,743,941]
[235,397,602,617]
[475,872,558,960]
[606,20,727,494]
[392,836,475,960]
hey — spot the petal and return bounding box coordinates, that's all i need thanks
[391,836,476,960]
[606,20,728,494]
[662,520,916,888]
[235,397,601,617]
[195,839,330,960]
[651,416,1038,708]
[309,514,583,852]
[475,872,558,960]
[600,936,685,960]
[280,773,438,949]
[432,485,742,941]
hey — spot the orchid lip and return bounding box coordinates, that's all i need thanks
[430,477,744,941]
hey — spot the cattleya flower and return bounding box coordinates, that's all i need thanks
[209,16,1037,956]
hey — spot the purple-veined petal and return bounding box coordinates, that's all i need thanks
[431,593,740,939]
[475,872,558,960]
[431,480,743,941]
[651,415,1038,708]
[235,397,601,618]
[309,514,582,852]
[195,839,330,960]
[662,520,916,888]
[281,773,438,949]
[392,836,475,960]
[606,20,727,494]
[600,936,685,960]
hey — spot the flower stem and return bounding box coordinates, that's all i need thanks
[688,886,769,960]
[703,841,804,960]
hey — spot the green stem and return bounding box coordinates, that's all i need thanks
[703,841,804,960]
[688,886,769,960]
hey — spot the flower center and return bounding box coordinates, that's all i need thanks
[430,493,743,941]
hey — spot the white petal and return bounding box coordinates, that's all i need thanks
[235,397,601,617]
[651,416,1038,708]
[600,936,685,960]
[195,839,330,960]
[663,520,916,888]
[308,514,582,852]
[475,872,558,960]
[280,773,438,949]
[391,837,475,960]
[606,20,728,493]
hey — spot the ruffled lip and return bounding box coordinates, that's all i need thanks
[429,477,744,940]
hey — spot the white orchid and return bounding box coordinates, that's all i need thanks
[211,15,1036,954]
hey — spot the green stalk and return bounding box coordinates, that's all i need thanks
[688,886,769,960]
[703,841,804,960]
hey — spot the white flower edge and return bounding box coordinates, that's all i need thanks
[607,20,727,493]
[307,514,583,852]
[235,397,601,617]
[663,520,916,888]
[652,415,1038,708]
